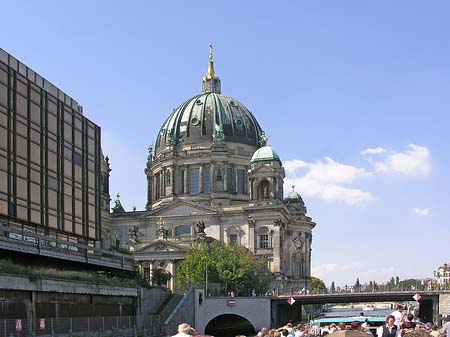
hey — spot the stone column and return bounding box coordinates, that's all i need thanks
[223,161,228,192]
[184,165,188,194]
[234,166,238,193]
[248,219,256,253]
[272,229,281,273]
[171,168,175,196]
[210,162,215,192]
[160,170,164,197]
[169,259,176,291]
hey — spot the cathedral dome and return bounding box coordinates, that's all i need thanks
[251,145,281,163]
[155,44,265,154]
[155,92,264,153]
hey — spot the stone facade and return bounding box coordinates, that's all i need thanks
[101,48,316,293]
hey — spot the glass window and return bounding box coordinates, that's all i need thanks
[30,129,40,144]
[48,176,58,191]
[203,166,210,193]
[64,122,72,143]
[48,152,57,172]
[0,111,7,128]
[17,121,27,137]
[0,127,6,150]
[0,171,7,192]
[175,225,191,237]
[30,183,40,204]
[237,169,245,194]
[48,114,57,134]
[226,167,233,192]
[73,151,82,166]
[0,83,7,107]
[229,234,237,245]
[75,199,82,217]
[74,130,82,148]
[30,102,40,125]
[17,177,28,200]
[180,170,184,194]
[190,168,200,194]
[260,234,269,248]
[87,137,96,157]
[16,94,27,118]
[64,159,72,179]
[30,142,40,165]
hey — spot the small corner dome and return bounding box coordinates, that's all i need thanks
[287,190,302,200]
[285,186,305,205]
[251,146,281,164]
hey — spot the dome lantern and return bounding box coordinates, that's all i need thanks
[202,44,221,94]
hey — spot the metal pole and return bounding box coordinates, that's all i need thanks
[205,254,208,297]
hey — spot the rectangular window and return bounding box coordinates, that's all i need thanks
[16,135,27,159]
[226,167,233,192]
[260,234,269,249]
[229,234,237,245]
[73,151,82,166]
[237,169,245,194]
[190,168,200,194]
[48,176,58,191]
[203,166,210,193]
[0,83,7,107]
[180,170,184,194]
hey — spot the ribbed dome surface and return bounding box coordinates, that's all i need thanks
[155,92,264,152]
[251,145,281,163]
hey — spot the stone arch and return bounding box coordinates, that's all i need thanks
[257,179,270,200]
[205,313,256,337]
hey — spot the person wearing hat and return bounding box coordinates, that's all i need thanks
[172,323,194,337]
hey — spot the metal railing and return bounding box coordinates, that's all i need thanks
[0,316,162,337]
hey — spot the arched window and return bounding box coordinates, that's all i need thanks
[257,180,270,200]
[256,226,272,249]
[174,225,191,237]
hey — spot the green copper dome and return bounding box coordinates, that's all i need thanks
[155,93,265,153]
[251,146,281,163]
[155,46,266,153]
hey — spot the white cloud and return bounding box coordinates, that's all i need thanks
[411,208,429,217]
[365,144,431,176]
[361,147,386,155]
[284,157,372,206]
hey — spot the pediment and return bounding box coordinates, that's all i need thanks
[151,200,215,217]
[251,165,276,174]
[135,240,189,254]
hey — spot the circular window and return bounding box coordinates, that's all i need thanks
[191,117,200,125]
[236,119,242,126]
[196,99,203,105]
[230,101,235,105]
[159,261,166,268]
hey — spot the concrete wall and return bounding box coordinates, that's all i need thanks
[0,273,138,296]
[163,289,195,336]
[439,293,450,317]
[194,290,271,334]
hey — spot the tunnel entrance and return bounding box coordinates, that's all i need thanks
[205,314,255,337]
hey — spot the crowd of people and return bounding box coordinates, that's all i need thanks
[171,305,450,337]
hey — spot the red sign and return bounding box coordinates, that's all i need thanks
[413,293,422,301]
[15,319,22,332]
[227,299,236,306]
[39,319,46,330]
[287,297,296,305]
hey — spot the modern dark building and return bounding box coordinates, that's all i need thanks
[0,48,130,270]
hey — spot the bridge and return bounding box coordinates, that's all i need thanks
[189,290,450,335]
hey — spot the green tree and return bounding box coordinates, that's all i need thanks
[311,276,327,293]
[152,268,171,287]
[175,242,270,295]
[330,281,336,293]
[355,278,361,292]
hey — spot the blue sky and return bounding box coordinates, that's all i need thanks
[3,0,449,286]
